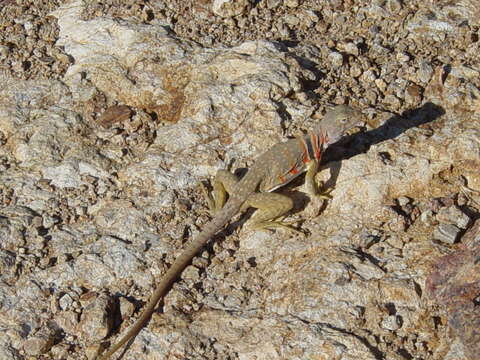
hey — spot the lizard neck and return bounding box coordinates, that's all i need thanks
[296,130,329,165]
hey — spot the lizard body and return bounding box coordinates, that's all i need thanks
[97,105,362,359]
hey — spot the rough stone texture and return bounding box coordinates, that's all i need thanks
[0,0,479,360]
[78,292,115,342]
[22,328,56,356]
[436,205,471,229]
[212,0,250,18]
[426,219,480,360]
[433,223,462,244]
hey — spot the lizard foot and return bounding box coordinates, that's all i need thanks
[199,181,217,215]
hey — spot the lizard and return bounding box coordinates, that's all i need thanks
[96,104,363,360]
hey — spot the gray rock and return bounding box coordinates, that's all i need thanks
[266,0,282,9]
[433,223,462,244]
[54,311,79,335]
[285,0,299,8]
[59,293,74,311]
[436,206,471,229]
[212,0,249,17]
[23,329,55,356]
[386,0,402,13]
[42,162,83,189]
[417,61,434,83]
[420,209,435,225]
[381,314,401,331]
[328,51,343,68]
[78,293,115,342]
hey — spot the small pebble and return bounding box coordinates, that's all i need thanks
[329,51,344,68]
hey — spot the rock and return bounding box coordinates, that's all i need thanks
[266,0,282,9]
[407,11,455,40]
[301,10,319,27]
[375,78,387,92]
[50,343,70,360]
[360,70,377,84]
[41,163,81,188]
[328,51,343,68]
[119,296,135,321]
[397,196,410,207]
[433,223,461,244]
[59,293,74,311]
[417,61,434,83]
[212,0,250,17]
[420,209,435,225]
[285,0,299,8]
[383,94,402,109]
[23,329,56,356]
[97,105,132,128]
[405,84,422,105]
[381,314,401,331]
[0,45,9,59]
[181,265,201,282]
[396,52,410,63]
[386,0,402,12]
[426,219,480,360]
[340,41,359,56]
[284,15,300,27]
[78,293,115,342]
[436,206,471,229]
[54,311,79,335]
[350,63,362,77]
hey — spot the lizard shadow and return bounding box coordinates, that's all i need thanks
[320,102,445,193]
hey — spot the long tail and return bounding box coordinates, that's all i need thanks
[97,199,243,360]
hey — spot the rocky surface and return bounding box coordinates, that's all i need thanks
[0,0,479,360]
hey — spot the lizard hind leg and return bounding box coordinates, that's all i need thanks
[242,192,300,233]
[202,169,240,214]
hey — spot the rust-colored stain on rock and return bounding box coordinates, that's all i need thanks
[97,105,132,128]
[151,66,190,123]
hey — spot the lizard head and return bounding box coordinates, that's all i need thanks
[318,105,363,145]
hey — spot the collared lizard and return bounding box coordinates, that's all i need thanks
[97,105,363,359]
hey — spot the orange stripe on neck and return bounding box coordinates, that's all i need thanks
[311,132,321,160]
[298,137,310,163]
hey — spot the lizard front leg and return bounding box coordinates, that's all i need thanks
[304,159,333,200]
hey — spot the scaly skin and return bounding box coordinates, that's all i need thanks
[96,105,362,360]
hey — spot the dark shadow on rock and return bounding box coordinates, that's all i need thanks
[322,102,446,190]
[326,102,445,162]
